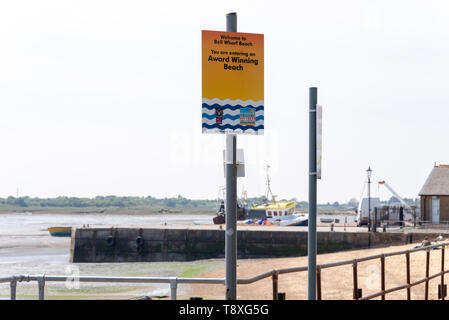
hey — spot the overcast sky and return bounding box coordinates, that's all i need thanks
[1,0,448,203]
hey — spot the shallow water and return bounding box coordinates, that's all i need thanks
[0,212,217,299]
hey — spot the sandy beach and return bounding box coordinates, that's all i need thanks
[188,241,448,300]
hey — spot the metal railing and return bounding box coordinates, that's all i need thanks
[1,241,448,300]
[417,221,449,229]
[0,275,225,300]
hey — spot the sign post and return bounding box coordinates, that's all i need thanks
[308,87,318,300]
[202,12,264,300]
[225,12,238,301]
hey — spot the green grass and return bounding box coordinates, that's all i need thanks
[178,264,220,278]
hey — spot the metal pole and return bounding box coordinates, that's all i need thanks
[225,12,238,301]
[170,277,178,300]
[413,207,416,228]
[10,280,17,300]
[308,87,317,300]
[368,173,371,232]
[38,277,45,300]
[374,207,377,232]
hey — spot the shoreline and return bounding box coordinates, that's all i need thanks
[0,207,215,216]
[0,206,357,217]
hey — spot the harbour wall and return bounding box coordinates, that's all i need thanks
[70,226,449,263]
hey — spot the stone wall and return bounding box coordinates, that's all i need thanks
[70,226,449,263]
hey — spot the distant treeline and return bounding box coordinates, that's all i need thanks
[0,195,307,209]
[0,195,420,209]
[0,195,217,209]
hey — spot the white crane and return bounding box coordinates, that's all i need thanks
[378,181,412,210]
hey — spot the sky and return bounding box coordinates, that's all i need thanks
[1,0,449,203]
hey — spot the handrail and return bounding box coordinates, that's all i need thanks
[0,275,225,284]
[2,241,449,300]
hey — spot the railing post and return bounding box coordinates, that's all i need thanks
[425,249,430,300]
[38,277,45,300]
[352,261,359,300]
[441,246,445,300]
[380,255,385,300]
[406,251,411,300]
[316,266,322,300]
[10,280,17,300]
[170,277,178,300]
[272,271,278,300]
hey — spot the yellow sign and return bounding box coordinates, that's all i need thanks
[202,30,264,135]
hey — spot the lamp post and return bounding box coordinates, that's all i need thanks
[367,166,372,232]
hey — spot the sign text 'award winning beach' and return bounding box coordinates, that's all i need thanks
[202,30,264,135]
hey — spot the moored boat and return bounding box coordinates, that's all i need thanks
[246,166,308,227]
[48,227,72,237]
[320,217,334,223]
[250,201,308,226]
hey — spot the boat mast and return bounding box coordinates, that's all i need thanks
[265,165,276,202]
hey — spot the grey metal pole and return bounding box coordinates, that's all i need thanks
[225,12,238,301]
[227,11,237,32]
[374,207,377,232]
[368,174,371,232]
[170,277,178,300]
[414,207,416,228]
[308,87,317,300]
[38,277,45,300]
[10,280,17,300]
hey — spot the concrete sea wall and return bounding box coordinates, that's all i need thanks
[70,226,449,263]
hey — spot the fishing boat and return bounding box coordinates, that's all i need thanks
[212,186,247,224]
[246,166,308,227]
[249,201,308,226]
[48,227,72,237]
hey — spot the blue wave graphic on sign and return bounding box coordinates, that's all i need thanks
[202,103,264,112]
[202,123,264,130]
[201,98,264,135]
[202,113,264,121]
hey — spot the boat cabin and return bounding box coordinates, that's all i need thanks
[266,207,295,218]
[251,201,297,219]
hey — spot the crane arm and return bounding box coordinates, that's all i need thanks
[378,181,411,209]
